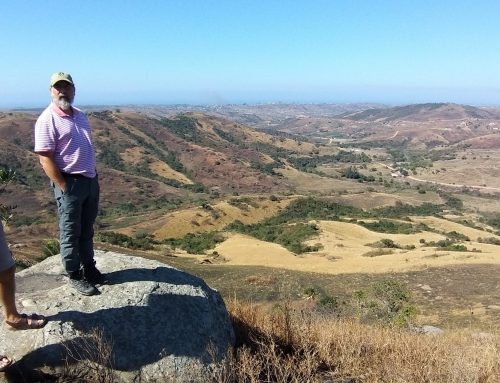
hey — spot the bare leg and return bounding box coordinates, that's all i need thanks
[0,265,20,323]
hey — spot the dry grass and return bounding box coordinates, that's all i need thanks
[9,301,498,382]
[416,149,500,189]
[58,329,117,383]
[213,299,500,383]
[211,219,499,275]
[151,198,294,240]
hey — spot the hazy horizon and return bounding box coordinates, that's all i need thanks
[3,99,500,113]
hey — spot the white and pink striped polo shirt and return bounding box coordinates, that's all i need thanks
[34,103,96,178]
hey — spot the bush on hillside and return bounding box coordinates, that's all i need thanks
[354,278,417,325]
[424,238,469,252]
[445,231,470,241]
[96,231,158,250]
[358,219,418,234]
[374,200,444,217]
[165,231,225,254]
[368,238,400,248]
[481,213,500,230]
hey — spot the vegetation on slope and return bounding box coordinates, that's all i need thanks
[227,220,322,254]
[164,231,225,254]
[217,298,499,383]
[224,197,453,253]
[96,231,159,250]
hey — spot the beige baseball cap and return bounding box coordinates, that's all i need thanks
[50,72,74,87]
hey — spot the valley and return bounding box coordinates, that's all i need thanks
[1,102,499,331]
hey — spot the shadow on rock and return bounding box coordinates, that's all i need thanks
[2,360,58,383]
[104,266,209,288]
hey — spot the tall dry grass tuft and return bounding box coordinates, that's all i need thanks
[58,329,117,383]
[213,298,500,383]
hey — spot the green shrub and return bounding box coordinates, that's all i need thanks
[393,304,419,326]
[318,295,338,311]
[160,115,202,143]
[425,239,468,252]
[303,287,318,298]
[373,238,400,248]
[443,244,468,251]
[362,249,394,257]
[351,278,417,325]
[445,231,469,241]
[445,195,464,210]
[372,279,416,324]
[165,231,225,254]
[374,201,444,217]
[358,219,417,234]
[41,239,60,259]
[96,231,157,250]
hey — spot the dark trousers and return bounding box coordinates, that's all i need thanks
[52,174,99,274]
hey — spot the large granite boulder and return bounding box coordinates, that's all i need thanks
[0,250,235,382]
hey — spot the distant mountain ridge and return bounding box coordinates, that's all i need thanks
[250,103,500,149]
[335,103,499,122]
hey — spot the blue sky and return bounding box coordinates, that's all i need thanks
[1,0,499,108]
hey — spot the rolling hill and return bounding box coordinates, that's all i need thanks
[265,103,500,149]
[0,109,317,257]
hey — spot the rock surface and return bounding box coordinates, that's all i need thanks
[0,250,235,382]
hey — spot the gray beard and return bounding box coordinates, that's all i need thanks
[56,98,72,111]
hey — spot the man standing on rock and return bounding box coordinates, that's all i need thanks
[34,72,106,296]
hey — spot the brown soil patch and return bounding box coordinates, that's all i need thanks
[121,146,143,165]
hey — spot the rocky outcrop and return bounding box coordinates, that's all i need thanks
[0,250,235,382]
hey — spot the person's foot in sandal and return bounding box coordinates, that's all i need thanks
[0,355,12,372]
[5,313,47,330]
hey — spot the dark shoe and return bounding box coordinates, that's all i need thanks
[68,272,99,296]
[83,263,108,285]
